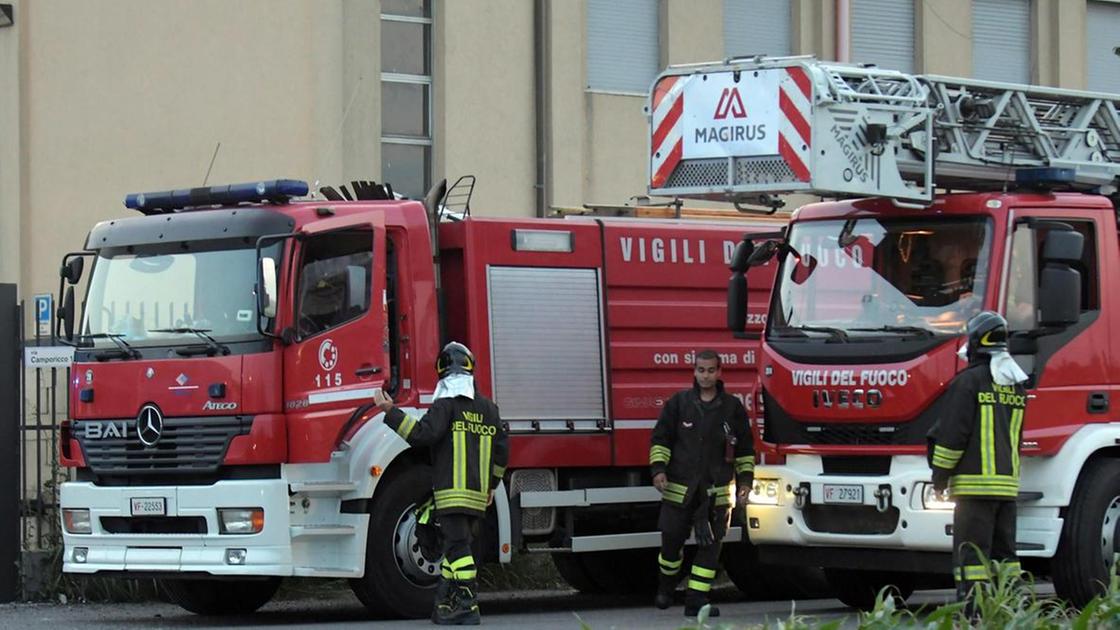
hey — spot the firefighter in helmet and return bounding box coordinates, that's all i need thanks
[928,311,1028,610]
[375,342,508,625]
[649,349,755,617]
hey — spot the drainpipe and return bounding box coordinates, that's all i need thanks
[836,0,851,62]
[533,0,550,217]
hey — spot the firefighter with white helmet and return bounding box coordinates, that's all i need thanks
[376,341,508,625]
[928,311,1029,612]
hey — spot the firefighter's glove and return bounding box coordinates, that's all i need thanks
[693,511,715,547]
[931,469,950,494]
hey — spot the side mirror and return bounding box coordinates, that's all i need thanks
[728,240,754,333]
[60,257,85,284]
[259,257,278,319]
[1037,229,1083,328]
[60,286,75,342]
[790,254,818,285]
[747,240,780,267]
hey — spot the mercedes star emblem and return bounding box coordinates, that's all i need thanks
[136,404,164,446]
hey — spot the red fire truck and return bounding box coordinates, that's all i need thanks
[648,55,1120,609]
[54,177,791,616]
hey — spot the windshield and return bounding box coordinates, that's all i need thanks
[82,244,278,347]
[770,217,992,338]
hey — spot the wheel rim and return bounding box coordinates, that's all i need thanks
[392,502,441,587]
[1101,495,1120,571]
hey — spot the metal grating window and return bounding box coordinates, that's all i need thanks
[587,0,660,93]
[488,267,606,420]
[724,0,792,58]
[851,0,915,74]
[972,0,1031,84]
[1088,1,1120,93]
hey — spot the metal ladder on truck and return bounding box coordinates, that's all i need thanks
[646,55,1120,205]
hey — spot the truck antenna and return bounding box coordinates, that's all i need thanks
[203,142,222,186]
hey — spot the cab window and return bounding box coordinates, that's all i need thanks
[295,230,373,338]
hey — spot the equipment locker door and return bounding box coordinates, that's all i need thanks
[283,215,390,462]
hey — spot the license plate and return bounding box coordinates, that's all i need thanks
[130,497,166,516]
[822,484,863,505]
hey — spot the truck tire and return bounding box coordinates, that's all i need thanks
[161,577,280,615]
[823,568,914,611]
[722,540,830,600]
[551,552,601,593]
[349,464,440,618]
[1052,458,1120,607]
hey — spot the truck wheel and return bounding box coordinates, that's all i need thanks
[1052,458,1120,607]
[161,577,280,615]
[551,552,600,593]
[349,464,440,618]
[722,540,830,600]
[823,568,914,611]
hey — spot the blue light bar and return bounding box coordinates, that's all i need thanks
[124,179,310,213]
[1015,167,1076,187]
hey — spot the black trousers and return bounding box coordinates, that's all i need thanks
[440,513,479,582]
[657,495,731,600]
[953,497,1018,590]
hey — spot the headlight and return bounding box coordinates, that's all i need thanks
[749,478,781,505]
[921,483,955,510]
[63,508,92,534]
[218,508,265,534]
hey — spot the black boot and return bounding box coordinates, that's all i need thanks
[431,578,453,624]
[655,572,677,609]
[432,580,481,625]
[683,592,719,618]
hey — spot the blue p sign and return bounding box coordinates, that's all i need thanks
[34,294,52,338]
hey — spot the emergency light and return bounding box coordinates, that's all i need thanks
[124,179,309,214]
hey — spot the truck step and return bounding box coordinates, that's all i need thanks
[290,524,356,538]
[293,566,362,578]
[289,481,358,495]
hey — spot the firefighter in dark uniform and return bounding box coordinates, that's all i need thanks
[649,349,755,617]
[928,311,1028,608]
[375,342,509,626]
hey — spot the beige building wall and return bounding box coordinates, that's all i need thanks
[0,0,1106,317]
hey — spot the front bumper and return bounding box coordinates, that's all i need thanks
[61,479,292,576]
[746,455,1062,557]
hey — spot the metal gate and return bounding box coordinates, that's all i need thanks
[9,290,72,598]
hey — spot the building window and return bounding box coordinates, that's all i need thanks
[381,0,432,199]
[972,0,1031,83]
[586,0,659,94]
[1088,1,1120,92]
[851,0,915,73]
[724,0,792,59]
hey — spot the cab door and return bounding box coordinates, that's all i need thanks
[283,215,390,462]
[1003,208,1109,453]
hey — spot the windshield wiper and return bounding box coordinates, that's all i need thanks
[772,325,849,342]
[84,333,141,360]
[149,328,231,356]
[848,325,936,338]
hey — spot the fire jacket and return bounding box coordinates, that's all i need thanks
[649,381,755,508]
[385,394,509,516]
[928,363,1027,499]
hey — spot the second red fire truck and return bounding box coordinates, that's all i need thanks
[648,54,1120,608]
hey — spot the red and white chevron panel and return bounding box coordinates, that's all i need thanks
[650,75,685,189]
[778,66,812,182]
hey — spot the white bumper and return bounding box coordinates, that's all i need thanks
[61,479,293,576]
[746,455,1062,557]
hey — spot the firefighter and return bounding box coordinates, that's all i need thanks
[928,311,1028,611]
[649,349,754,617]
[375,342,508,626]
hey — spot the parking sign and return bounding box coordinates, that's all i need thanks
[34,294,52,338]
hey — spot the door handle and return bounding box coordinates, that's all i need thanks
[356,365,383,378]
[1088,392,1109,414]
